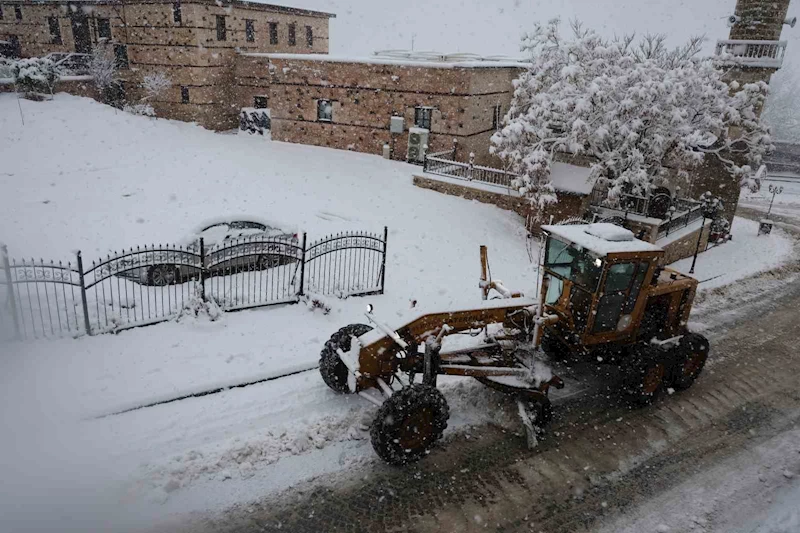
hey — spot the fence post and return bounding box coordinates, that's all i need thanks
[1,244,21,340]
[452,138,458,160]
[298,233,307,297]
[379,226,388,295]
[196,238,205,301]
[75,251,92,336]
[467,152,475,180]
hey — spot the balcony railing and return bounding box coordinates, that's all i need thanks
[715,39,787,69]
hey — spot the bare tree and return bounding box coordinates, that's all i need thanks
[89,46,118,94]
[141,72,171,102]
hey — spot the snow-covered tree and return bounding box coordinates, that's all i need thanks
[141,71,171,102]
[491,19,773,211]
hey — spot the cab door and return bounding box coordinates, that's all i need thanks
[588,260,651,339]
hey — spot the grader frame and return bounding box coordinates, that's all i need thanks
[319,223,710,465]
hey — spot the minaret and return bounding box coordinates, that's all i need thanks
[693,0,794,225]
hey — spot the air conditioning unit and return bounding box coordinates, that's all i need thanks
[407,127,429,164]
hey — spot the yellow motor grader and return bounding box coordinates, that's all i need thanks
[319,223,710,465]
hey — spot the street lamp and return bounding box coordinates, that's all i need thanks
[758,184,784,236]
[766,184,784,218]
[689,193,720,275]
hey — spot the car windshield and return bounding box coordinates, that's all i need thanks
[544,235,604,292]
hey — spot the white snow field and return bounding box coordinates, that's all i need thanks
[0,95,795,532]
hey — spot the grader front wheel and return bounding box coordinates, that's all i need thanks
[370,384,450,465]
[319,323,373,394]
[673,333,710,390]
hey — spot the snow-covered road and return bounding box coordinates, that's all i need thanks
[1,95,798,533]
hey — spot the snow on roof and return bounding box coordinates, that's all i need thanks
[584,223,634,242]
[549,163,593,195]
[239,52,530,69]
[542,223,662,256]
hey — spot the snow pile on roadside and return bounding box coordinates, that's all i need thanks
[141,404,374,499]
[134,376,518,504]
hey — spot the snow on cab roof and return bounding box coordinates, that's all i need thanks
[542,223,663,256]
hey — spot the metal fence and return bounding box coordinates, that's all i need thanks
[656,200,705,240]
[715,39,787,69]
[1,228,387,341]
[423,152,516,189]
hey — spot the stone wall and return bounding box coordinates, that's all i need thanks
[729,0,791,40]
[236,55,522,164]
[660,222,711,266]
[412,174,588,229]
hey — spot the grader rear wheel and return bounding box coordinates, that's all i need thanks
[624,347,667,406]
[319,323,373,394]
[370,384,450,465]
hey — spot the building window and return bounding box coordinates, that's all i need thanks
[113,44,129,69]
[216,15,226,41]
[96,17,111,39]
[492,104,502,130]
[254,95,268,109]
[414,107,433,130]
[317,99,333,122]
[15,5,22,20]
[245,19,255,42]
[306,25,313,47]
[173,2,182,24]
[181,86,190,104]
[48,16,62,44]
[268,22,278,45]
[288,23,296,46]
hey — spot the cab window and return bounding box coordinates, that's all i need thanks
[592,261,650,333]
[544,236,604,292]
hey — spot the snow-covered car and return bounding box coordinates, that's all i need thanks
[117,219,300,286]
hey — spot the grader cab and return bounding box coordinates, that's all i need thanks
[319,223,710,465]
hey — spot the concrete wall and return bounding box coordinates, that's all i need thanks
[236,55,521,163]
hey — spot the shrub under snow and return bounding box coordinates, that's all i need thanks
[12,57,60,97]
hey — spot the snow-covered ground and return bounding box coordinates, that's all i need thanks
[0,95,796,532]
[740,177,800,224]
[672,217,794,290]
[0,94,537,531]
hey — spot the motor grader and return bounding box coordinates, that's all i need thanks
[319,223,710,465]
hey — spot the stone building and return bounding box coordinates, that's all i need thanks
[0,0,334,128]
[235,52,524,164]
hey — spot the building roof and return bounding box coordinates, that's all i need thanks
[240,51,529,69]
[549,163,594,195]
[541,223,663,256]
[11,0,336,18]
